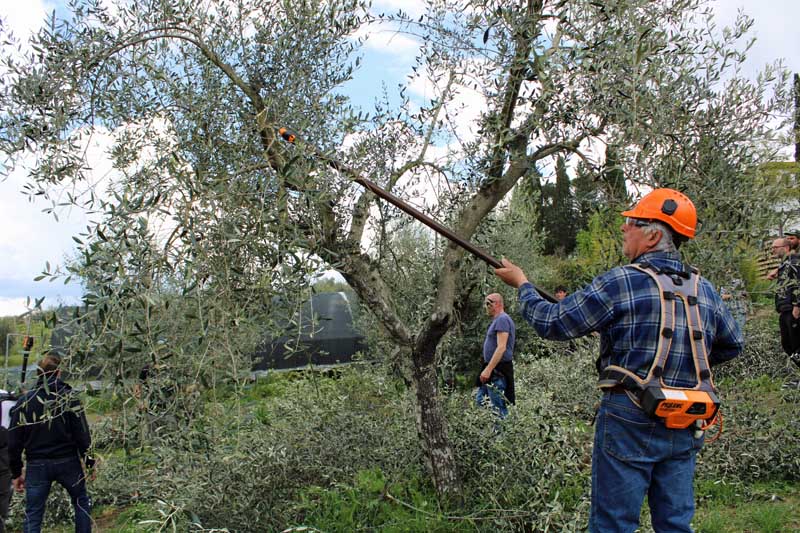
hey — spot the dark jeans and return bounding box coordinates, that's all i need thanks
[778,311,800,360]
[24,456,91,533]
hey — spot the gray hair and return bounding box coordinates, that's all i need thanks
[643,221,677,253]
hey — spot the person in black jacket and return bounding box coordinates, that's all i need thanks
[9,351,93,533]
[769,238,800,366]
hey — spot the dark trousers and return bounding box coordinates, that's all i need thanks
[24,456,91,533]
[0,467,10,533]
[778,311,800,362]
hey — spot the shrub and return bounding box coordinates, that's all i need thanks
[17,314,800,532]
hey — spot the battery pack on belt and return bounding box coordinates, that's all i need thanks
[639,386,719,429]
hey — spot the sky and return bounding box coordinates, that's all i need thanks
[0,0,798,317]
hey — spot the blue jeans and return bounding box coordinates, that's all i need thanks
[590,392,704,533]
[24,456,91,533]
[475,375,508,418]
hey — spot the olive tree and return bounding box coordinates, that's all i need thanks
[0,0,790,497]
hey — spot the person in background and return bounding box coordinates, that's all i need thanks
[785,230,800,369]
[784,229,799,255]
[770,238,800,368]
[9,351,94,533]
[476,293,516,418]
[554,285,568,301]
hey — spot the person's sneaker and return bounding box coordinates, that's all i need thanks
[791,352,800,367]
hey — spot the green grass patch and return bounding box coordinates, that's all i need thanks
[291,468,472,533]
[107,503,165,532]
[202,371,313,405]
[1,353,25,367]
[84,390,128,415]
[739,374,784,394]
[695,481,800,533]
[696,479,745,504]
[38,504,156,533]
[243,373,295,400]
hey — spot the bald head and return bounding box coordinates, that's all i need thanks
[484,293,505,317]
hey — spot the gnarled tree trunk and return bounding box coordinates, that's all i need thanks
[411,343,461,497]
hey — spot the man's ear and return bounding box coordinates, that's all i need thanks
[647,228,663,246]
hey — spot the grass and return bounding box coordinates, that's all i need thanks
[84,391,129,415]
[292,468,473,533]
[46,504,164,532]
[694,481,800,533]
[0,353,26,367]
[26,355,800,532]
[37,478,798,532]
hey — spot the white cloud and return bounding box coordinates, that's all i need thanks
[710,0,800,78]
[338,120,461,254]
[0,0,50,44]
[406,62,489,146]
[0,295,80,317]
[0,127,116,308]
[352,22,421,57]
[0,298,29,317]
[372,0,428,19]
[0,166,87,281]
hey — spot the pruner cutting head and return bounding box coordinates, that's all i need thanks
[279,127,296,143]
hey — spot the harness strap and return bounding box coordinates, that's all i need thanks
[599,262,715,394]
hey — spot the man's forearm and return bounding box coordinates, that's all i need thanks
[485,346,506,373]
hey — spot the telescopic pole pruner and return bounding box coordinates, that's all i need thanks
[277,127,557,303]
[20,309,34,387]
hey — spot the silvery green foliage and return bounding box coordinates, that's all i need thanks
[9,319,790,532]
[0,0,370,432]
[363,0,791,354]
[0,0,793,496]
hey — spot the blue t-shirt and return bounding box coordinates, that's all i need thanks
[483,312,516,363]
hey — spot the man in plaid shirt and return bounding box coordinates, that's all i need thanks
[495,188,743,533]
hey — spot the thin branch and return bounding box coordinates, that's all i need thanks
[382,490,534,522]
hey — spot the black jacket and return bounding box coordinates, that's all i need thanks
[775,255,800,312]
[8,376,92,479]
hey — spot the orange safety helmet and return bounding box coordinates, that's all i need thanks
[621,188,697,239]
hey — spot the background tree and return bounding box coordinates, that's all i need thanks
[600,145,629,207]
[0,0,792,498]
[0,318,16,356]
[572,159,601,234]
[795,73,800,163]
[537,157,578,255]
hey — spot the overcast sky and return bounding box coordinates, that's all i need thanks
[0,0,798,316]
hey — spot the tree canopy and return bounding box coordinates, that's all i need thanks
[0,0,793,495]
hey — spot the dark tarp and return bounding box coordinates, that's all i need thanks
[253,292,367,370]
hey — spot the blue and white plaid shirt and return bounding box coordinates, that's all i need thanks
[518,251,744,388]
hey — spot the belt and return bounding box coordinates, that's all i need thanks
[603,384,631,395]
